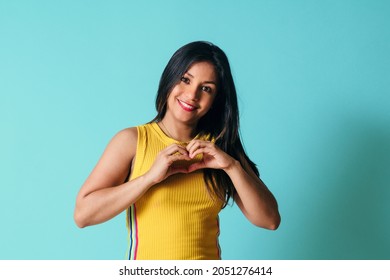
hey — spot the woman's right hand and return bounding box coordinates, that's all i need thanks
[145,144,191,184]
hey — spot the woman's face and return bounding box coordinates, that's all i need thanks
[166,61,218,126]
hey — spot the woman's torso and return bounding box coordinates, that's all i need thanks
[126,122,223,260]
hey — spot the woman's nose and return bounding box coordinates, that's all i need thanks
[186,85,200,100]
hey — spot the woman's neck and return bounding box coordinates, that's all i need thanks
[158,116,198,142]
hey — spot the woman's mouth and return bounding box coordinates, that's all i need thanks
[177,99,197,112]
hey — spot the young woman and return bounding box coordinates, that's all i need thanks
[74,41,280,260]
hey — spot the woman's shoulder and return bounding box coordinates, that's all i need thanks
[112,126,138,144]
[106,127,139,157]
[115,126,138,139]
[111,123,156,148]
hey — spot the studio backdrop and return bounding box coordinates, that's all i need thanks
[1,0,389,259]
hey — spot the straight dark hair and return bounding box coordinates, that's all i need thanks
[151,41,259,207]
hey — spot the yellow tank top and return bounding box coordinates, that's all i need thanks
[126,122,223,260]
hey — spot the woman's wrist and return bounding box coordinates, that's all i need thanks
[222,159,241,174]
[139,172,157,189]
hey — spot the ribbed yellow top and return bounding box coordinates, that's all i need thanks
[126,123,223,260]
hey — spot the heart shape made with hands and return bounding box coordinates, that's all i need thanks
[166,139,224,175]
[170,151,204,173]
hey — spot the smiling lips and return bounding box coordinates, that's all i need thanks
[177,99,197,112]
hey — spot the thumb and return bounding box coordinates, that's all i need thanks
[168,166,189,176]
[187,162,206,173]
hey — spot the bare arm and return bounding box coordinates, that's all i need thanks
[74,128,191,228]
[225,160,280,230]
[186,140,281,230]
[74,128,146,227]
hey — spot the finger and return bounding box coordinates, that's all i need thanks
[187,141,211,158]
[187,162,206,173]
[164,144,187,154]
[186,139,198,151]
[167,153,191,165]
[160,152,188,166]
[186,139,207,152]
[163,144,189,157]
[167,154,191,167]
[168,166,189,176]
[189,147,206,158]
[189,147,213,159]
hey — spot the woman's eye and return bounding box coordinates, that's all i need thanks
[201,86,212,93]
[180,77,190,84]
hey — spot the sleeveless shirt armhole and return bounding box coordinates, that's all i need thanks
[126,124,145,235]
[129,124,146,181]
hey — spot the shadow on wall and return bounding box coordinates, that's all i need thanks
[300,117,390,259]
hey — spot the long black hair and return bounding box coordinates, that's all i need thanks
[151,41,259,207]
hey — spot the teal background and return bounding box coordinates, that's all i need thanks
[1,0,389,260]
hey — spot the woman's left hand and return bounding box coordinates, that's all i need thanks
[186,139,236,172]
[187,139,281,230]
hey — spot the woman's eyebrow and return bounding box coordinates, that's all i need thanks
[186,71,216,85]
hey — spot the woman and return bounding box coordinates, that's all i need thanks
[74,41,280,260]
